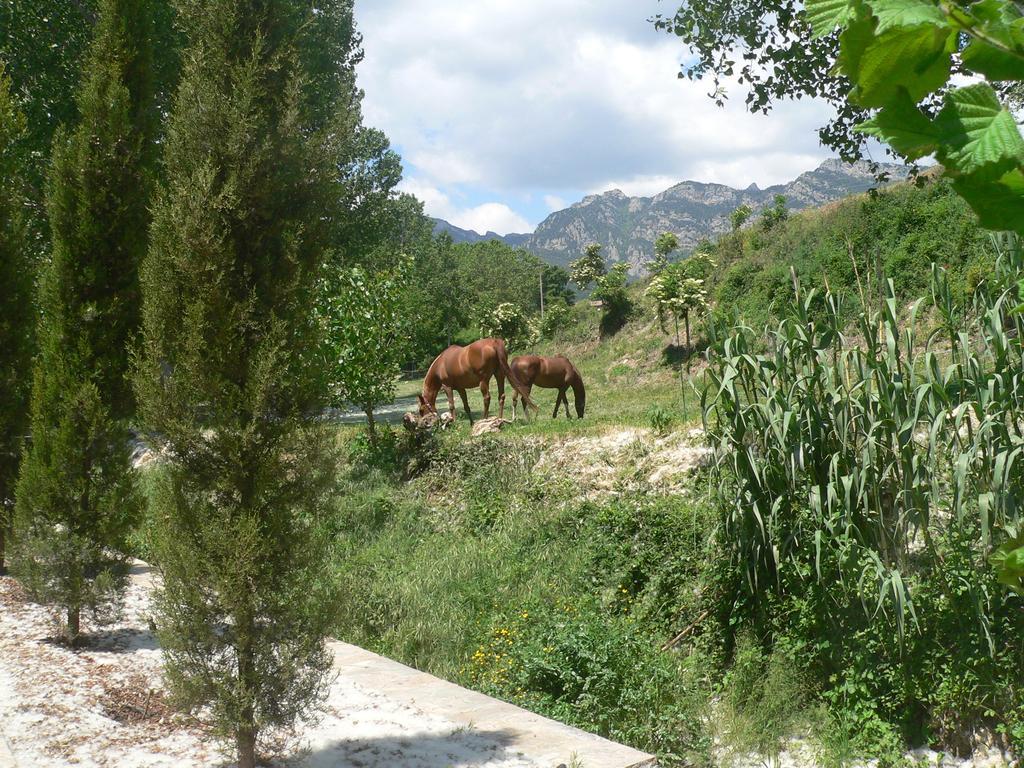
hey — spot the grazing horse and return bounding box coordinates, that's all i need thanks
[510,355,586,420]
[417,338,538,423]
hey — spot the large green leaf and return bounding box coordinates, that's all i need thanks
[806,0,858,37]
[850,23,956,107]
[961,14,1024,79]
[837,14,878,79]
[990,529,1024,594]
[936,83,1024,179]
[953,168,1024,233]
[855,89,938,159]
[865,0,948,32]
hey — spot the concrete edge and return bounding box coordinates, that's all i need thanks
[131,561,660,768]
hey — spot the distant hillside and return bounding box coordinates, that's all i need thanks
[430,218,530,247]
[431,159,910,273]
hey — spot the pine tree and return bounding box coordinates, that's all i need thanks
[11,0,154,642]
[136,2,353,764]
[0,63,33,574]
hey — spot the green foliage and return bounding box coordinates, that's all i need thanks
[415,238,565,361]
[710,177,989,330]
[405,233,464,360]
[466,598,712,765]
[319,258,412,439]
[0,0,178,246]
[646,404,675,435]
[332,433,719,765]
[805,0,1024,232]
[570,243,608,290]
[760,194,790,231]
[12,0,153,643]
[651,232,680,274]
[0,63,33,572]
[13,376,140,639]
[730,204,753,231]
[990,525,1024,595]
[645,255,713,351]
[593,262,634,337]
[539,300,572,339]
[135,1,351,762]
[719,636,808,767]
[702,235,1024,755]
[479,301,537,351]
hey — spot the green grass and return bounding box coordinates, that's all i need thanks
[329,426,718,765]
[385,292,705,439]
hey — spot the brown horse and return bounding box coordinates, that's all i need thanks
[417,338,538,423]
[510,355,586,420]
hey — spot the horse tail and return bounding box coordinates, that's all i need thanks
[571,370,586,418]
[496,340,537,413]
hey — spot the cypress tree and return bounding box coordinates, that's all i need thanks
[136,2,350,763]
[0,63,33,575]
[12,0,154,643]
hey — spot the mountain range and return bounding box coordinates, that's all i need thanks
[431,159,910,273]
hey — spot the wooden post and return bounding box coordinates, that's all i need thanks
[539,269,545,325]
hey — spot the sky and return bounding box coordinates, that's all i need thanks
[354,1,844,236]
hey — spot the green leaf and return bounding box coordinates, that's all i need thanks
[952,168,1024,234]
[990,531,1024,594]
[806,0,859,37]
[850,24,956,107]
[936,83,1024,179]
[837,14,878,80]
[961,8,1024,79]
[865,0,948,32]
[855,89,938,159]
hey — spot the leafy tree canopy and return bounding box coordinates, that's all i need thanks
[570,243,608,290]
[807,0,1024,232]
[655,0,1023,166]
[319,258,412,438]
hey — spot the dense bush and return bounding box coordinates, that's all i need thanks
[710,178,989,330]
[331,430,720,765]
[702,235,1024,759]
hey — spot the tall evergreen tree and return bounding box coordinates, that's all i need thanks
[0,63,33,574]
[136,1,354,763]
[11,0,154,642]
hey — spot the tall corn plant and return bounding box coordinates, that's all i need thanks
[703,236,1024,638]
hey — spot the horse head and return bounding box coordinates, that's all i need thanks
[417,393,438,417]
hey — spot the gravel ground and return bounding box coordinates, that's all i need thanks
[0,574,542,768]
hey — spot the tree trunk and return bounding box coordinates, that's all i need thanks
[365,406,376,446]
[237,723,256,768]
[0,523,6,575]
[67,605,81,645]
[237,611,257,768]
[684,313,691,374]
[673,315,680,347]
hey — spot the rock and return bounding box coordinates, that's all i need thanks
[471,418,509,437]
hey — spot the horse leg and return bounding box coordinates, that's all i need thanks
[480,379,491,419]
[563,388,572,419]
[458,388,473,424]
[552,390,563,419]
[511,390,518,421]
[443,385,456,421]
[495,371,507,420]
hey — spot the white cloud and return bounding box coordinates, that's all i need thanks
[356,0,837,227]
[398,178,531,235]
[543,194,567,212]
[455,204,532,235]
